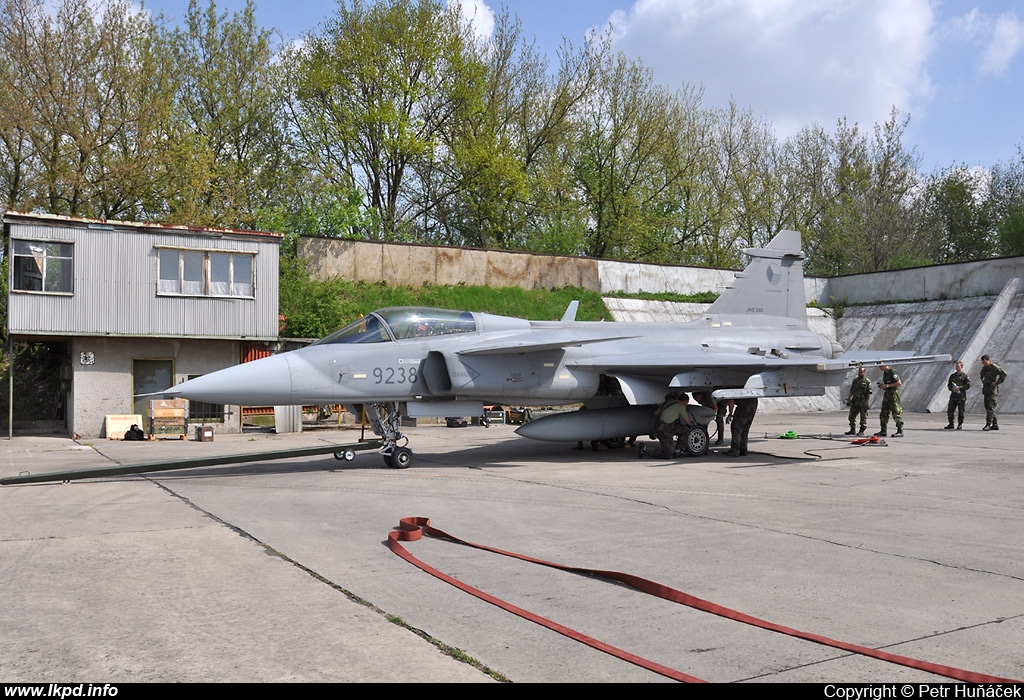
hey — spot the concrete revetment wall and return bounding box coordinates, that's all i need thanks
[825,256,1024,305]
[300,238,600,291]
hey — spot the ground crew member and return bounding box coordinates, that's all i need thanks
[845,367,872,435]
[640,392,693,458]
[945,360,970,430]
[875,364,904,438]
[716,397,734,446]
[725,397,758,456]
[980,354,1007,431]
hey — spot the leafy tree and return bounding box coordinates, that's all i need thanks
[989,149,1024,256]
[0,0,167,218]
[996,205,1024,256]
[803,110,927,275]
[922,167,993,262]
[568,39,713,264]
[286,0,476,240]
[0,2,34,210]
[160,0,291,227]
[777,124,832,238]
[432,10,599,255]
[255,179,370,258]
[698,101,782,266]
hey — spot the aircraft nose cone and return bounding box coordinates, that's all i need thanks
[168,354,296,406]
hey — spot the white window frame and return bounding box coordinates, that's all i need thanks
[156,247,255,298]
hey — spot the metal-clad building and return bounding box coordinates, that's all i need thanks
[4,211,282,438]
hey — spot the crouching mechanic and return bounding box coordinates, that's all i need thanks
[640,392,693,459]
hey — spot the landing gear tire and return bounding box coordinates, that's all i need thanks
[683,425,710,457]
[606,437,625,449]
[334,449,356,462]
[388,446,413,469]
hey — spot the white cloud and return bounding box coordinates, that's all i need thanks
[943,7,985,41]
[979,12,1024,77]
[603,0,937,137]
[448,0,496,44]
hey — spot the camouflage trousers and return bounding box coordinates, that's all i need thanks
[848,399,870,429]
[947,393,967,425]
[654,421,682,458]
[984,391,999,426]
[715,402,727,441]
[879,391,903,431]
[730,398,758,454]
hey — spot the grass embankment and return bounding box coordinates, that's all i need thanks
[603,290,720,304]
[280,268,613,338]
[280,259,727,338]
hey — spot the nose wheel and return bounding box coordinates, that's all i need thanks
[384,446,413,469]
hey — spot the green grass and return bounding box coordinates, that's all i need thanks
[603,290,720,303]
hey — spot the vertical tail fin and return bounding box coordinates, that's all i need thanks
[561,300,579,322]
[707,230,807,325]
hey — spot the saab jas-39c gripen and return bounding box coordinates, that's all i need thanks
[164,230,948,468]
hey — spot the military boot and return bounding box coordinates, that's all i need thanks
[944,422,954,429]
[844,425,856,436]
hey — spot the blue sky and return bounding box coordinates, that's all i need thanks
[142,0,1024,174]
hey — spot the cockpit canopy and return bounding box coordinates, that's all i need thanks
[312,307,477,345]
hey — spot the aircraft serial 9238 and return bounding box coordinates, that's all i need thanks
[164,230,949,468]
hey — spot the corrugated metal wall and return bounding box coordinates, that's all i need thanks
[7,219,280,340]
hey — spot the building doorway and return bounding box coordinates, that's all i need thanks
[132,359,173,417]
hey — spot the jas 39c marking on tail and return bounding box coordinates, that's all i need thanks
[165,231,948,468]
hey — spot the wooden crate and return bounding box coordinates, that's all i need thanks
[105,414,144,440]
[148,399,188,440]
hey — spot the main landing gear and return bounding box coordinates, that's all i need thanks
[681,424,709,456]
[363,402,414,468]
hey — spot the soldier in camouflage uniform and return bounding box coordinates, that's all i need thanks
[875,364,904,438]
[980,355,1007,431]
[639,392,693,458]
[725,397,758,456]
[845,367,872,435]
[945,360,970,430]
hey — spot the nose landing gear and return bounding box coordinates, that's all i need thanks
[364,402,414,469]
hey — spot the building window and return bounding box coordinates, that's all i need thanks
[157,249,254,298]
[186,375,225,423]
[11,240,74,293]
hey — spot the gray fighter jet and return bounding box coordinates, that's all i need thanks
[165,230,948,467]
